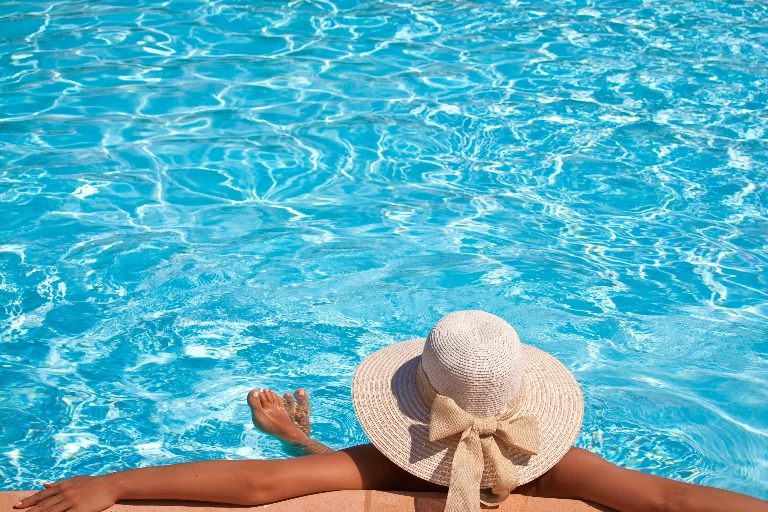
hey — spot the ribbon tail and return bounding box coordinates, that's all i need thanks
[445,429,484,512]
[480,436,520,503]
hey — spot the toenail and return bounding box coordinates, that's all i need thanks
[252,391,259,397]
[297,390,305,396]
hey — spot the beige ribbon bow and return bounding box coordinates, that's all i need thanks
[429,395,540,512]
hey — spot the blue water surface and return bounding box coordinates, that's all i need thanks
[1,0,767,499]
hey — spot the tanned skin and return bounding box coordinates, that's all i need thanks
[15,388,768,512]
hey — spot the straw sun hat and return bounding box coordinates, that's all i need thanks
[352,310,583,512]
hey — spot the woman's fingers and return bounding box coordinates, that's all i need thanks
[14,486,60,508]
[24,494,64,512]
[35,497,71,512]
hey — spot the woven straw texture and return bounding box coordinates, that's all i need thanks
[421,310,524,417]
[352,338,583,488]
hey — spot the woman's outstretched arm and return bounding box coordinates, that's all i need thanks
[14,445,411,512]
[16,387,356,512]
[531,447,768,512]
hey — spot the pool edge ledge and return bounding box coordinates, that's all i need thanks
[0,490,608,512]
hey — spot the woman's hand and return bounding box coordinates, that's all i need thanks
[14,475,119,512]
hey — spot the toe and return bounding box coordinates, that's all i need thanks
[269,390,282,407]
[259,389,271,408]
[295,389,310,412]
[294,389,311,435]
[283,393,296,416]
[247,389,262,408]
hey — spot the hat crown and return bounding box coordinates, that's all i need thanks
[421,310,523,416]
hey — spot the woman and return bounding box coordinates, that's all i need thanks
[15,311,768,512]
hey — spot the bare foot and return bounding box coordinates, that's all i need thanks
[247,389,308,444]
[283,389,311,436]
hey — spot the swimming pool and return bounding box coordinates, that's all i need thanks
[1,0,766,499]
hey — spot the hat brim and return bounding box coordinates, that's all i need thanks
[352,338,583,488]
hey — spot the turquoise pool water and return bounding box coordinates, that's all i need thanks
[1,0,767,499]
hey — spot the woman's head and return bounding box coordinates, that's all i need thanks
[352,310,583,512]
